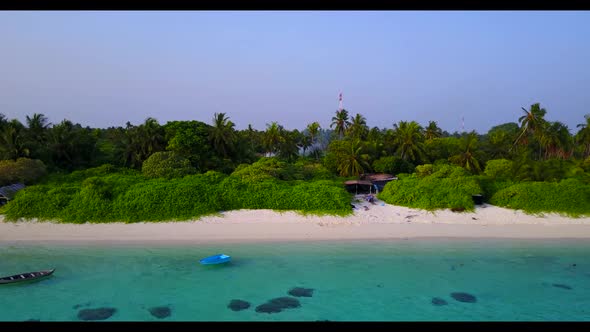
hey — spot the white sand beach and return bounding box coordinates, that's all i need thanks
[2,195,590,245]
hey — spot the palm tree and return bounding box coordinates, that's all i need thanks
[348,113,368,140]
[335,139,370,177]
[245,124,258,153]
[485,123,520,159]
[25,113,51,159]
[120,118,165,169]
[514,103,547,147]
[392,121,424,163]
[299,134,312,156]
[209,112,236,158]
[49,119,77,167]
[449,132,482,174]
[47,120,98,170]
[278,128,301,162]
[330,109,351,139]
[540,121,573,159]
[26,113,50,135]
[140,117,165,157]
[424,121,442,141]
[306,122,321,145]
[0,119,30,160]
[0,113,7,130]
[576,114,590,158]
[264,122,283,156]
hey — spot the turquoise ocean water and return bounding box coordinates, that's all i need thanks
[1,239,590,321]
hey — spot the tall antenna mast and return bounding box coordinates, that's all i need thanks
[338,91,343,111]
[461,115,465,133]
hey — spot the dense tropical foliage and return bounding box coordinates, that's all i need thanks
[1,102,590,221]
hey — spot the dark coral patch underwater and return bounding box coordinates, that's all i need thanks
[450,292,477,303]
[148,306,171,319]
[288,287,314,297]
[431,297,448,306]
[228,299,251,311]
[255,296,301,314]
[77,307,117,321]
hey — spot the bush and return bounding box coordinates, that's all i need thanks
[378,171,482,211]
[1,184,80,221]
[231,158,305,182]
[2,163,353,222]
[0,158,47,186]
[56,164,125,184]
[415,164,434,178]
[218,176,351,216]
[142,152,197,179]
[489,178,590,217]
[302,163,334,180]
[430,164,469,179]
[532,159,574,182]
[111,175,225,222]
[477,176,514,200]
[484,159,513,180]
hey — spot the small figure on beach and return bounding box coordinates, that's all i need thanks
[366,194,375,203]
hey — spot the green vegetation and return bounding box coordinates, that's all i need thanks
[483,159,513,180]
[490,179,590,217]
[1,105,590,221]
[1,160,352,223]
[372,156,414,175]
[141,151,197,179]
[378,165,482,211]
[0,158,47,186]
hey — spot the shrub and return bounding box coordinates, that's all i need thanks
[532,159,573,182]
[490,178,590,217]
[415,164,434,178]
[142,151,197,179]
[231,158,304,182]
[64,164,120,182]
[302,163,334,180]
[0,158,47,186]
[378,171,482,211]
[111,175,224,222]
[477,176,514,200]
[484,159,513,180]
[218,176,352,216]
[427,164,470,179]
[1,184,80,221]
[2,164,352,222]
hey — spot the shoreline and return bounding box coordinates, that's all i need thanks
[2,199,590,245]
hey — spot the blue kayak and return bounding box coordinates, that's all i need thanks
[200,254,231,265]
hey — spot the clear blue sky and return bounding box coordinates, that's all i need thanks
[1,11,589,133]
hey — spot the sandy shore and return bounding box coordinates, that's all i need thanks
[2,197,590,244]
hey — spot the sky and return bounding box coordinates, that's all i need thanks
[1,11,589,134]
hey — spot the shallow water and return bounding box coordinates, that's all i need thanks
[1,239,589,321]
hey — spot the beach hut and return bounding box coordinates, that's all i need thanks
[360,173,397,191]
[343,180,374,195]
[0,183,25,206]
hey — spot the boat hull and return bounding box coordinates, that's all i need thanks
[200,254,231,265]
[0,269,55,284]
